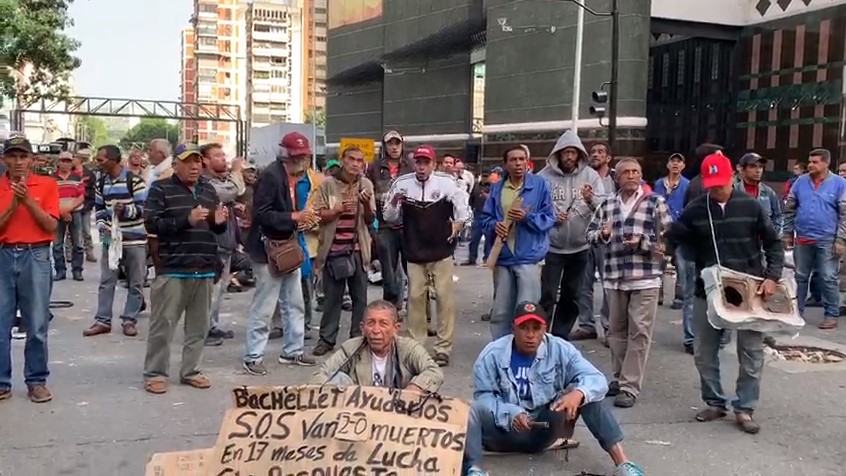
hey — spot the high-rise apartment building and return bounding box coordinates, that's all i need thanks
[179,0,326,151]
[303,0,327,115]
[180,27,197,143]
[182,0,245,151]
[245,0,304,127]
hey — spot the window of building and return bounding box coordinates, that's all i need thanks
[199,37,217,47]
[199,3,216,14]
[254,24,270,33]
[661,53,669,87]
[711,45,720,80]
[694,47,702,83]
[677,50,685,85]
[647,55,654,89]
[271,70,286,79]
[316,36,326,42]
[255,71,270,80]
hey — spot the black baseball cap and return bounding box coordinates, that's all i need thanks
[738,152,767,167]
[513,302,547,327]
[3,136,33,155]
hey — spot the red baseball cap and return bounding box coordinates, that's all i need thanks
[513,302,547,327]
[413,145,436,161]
[280,132,311,156]
[700,152,733,189]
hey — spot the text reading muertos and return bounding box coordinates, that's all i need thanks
[210,385,470,476]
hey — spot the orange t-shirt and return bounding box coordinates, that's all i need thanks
[0,174,60,244]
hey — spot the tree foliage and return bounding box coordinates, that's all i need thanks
[0,0,81,106]
[304,108,326,129]
[119,118,179,150]
[77,116,108,147]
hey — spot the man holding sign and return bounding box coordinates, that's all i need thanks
[465,302,644,476]
[311,300,443,392]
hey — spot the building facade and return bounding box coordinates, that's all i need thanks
[327,0,846,177]
[180,0,327,153]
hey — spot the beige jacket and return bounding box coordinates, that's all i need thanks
[312,173,376,269]
[310,337,444,393]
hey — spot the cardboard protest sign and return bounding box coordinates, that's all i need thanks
[210,385,470,476]
[144,448,214,476]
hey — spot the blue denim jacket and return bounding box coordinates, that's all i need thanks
[472,334,608,430]
[733,178,783,237]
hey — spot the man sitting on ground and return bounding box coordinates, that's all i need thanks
[464,302,644,476]
[311,300,442,392]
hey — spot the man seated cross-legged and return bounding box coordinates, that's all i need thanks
[463,302,645,476]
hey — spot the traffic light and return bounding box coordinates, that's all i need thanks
[590,88,608,118]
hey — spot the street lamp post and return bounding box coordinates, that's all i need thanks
[564,0,620,149]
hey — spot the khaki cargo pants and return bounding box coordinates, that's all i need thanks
[407,257,455,356]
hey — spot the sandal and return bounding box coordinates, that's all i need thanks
[433,353,450,367]
[735,413,760,434]
[695,406,727,422]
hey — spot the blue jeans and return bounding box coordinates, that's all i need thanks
[577,245,609,334]
[375,228,407,307]
[692,298,763,414]
[467,216,487,264]
[244,264,305,362]
[676,250,696,346]
[53,211,84,275]
[794,242,840,319]
[0,244,53,390]
[490,264,542,339]
[95,244,147,325]
[462,398,624,473]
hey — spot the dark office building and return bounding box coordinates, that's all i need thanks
[327,0,846,176]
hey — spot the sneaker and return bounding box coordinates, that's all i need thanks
[11,327,25,340]
[53,273,66,281]
[72,271,84,281]
[205,335,223,347]
[466,467,489,476]
[27,384,53,403]
[607,381,621,397]
[243,361,268,376]
[209,328,235,339]
[312,341,334,356]
[614,391,637,408]
[613,462,645,476]
[279,354,317,367]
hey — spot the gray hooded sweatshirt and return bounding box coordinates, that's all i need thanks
[538,130,606,255]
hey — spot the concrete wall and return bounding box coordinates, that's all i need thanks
[382,54,473,137]
[484,0,651,126]
[325,81,383,143]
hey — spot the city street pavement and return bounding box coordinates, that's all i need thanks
[1,245,845,476]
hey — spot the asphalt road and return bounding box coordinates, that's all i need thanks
[1,245,845,476]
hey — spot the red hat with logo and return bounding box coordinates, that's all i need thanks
[513,302,547,327]
[413,145,436,161]
[700,152,733,189]
[280,132,312,156]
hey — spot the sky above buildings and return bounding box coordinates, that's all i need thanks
[68,0,193,101]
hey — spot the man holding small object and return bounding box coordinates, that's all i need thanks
[142,144,229,394]
[311,300,442,393]
[538,130,606,339]
[463,302,644,476]
[382,145,472,367]
[481,145,555,339]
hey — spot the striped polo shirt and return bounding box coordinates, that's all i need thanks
[95,168,149,246]
[54,171,84,211]
[330,207,360,254]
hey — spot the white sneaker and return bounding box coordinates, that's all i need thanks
[11,327,25,340]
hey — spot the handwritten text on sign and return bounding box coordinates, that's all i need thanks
[210,385,469,476]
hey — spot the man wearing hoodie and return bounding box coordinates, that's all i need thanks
[366,131,413,311]
[538,130,606,339]
[481,145,556,339]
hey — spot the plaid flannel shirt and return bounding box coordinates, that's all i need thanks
[587,191,672,283]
